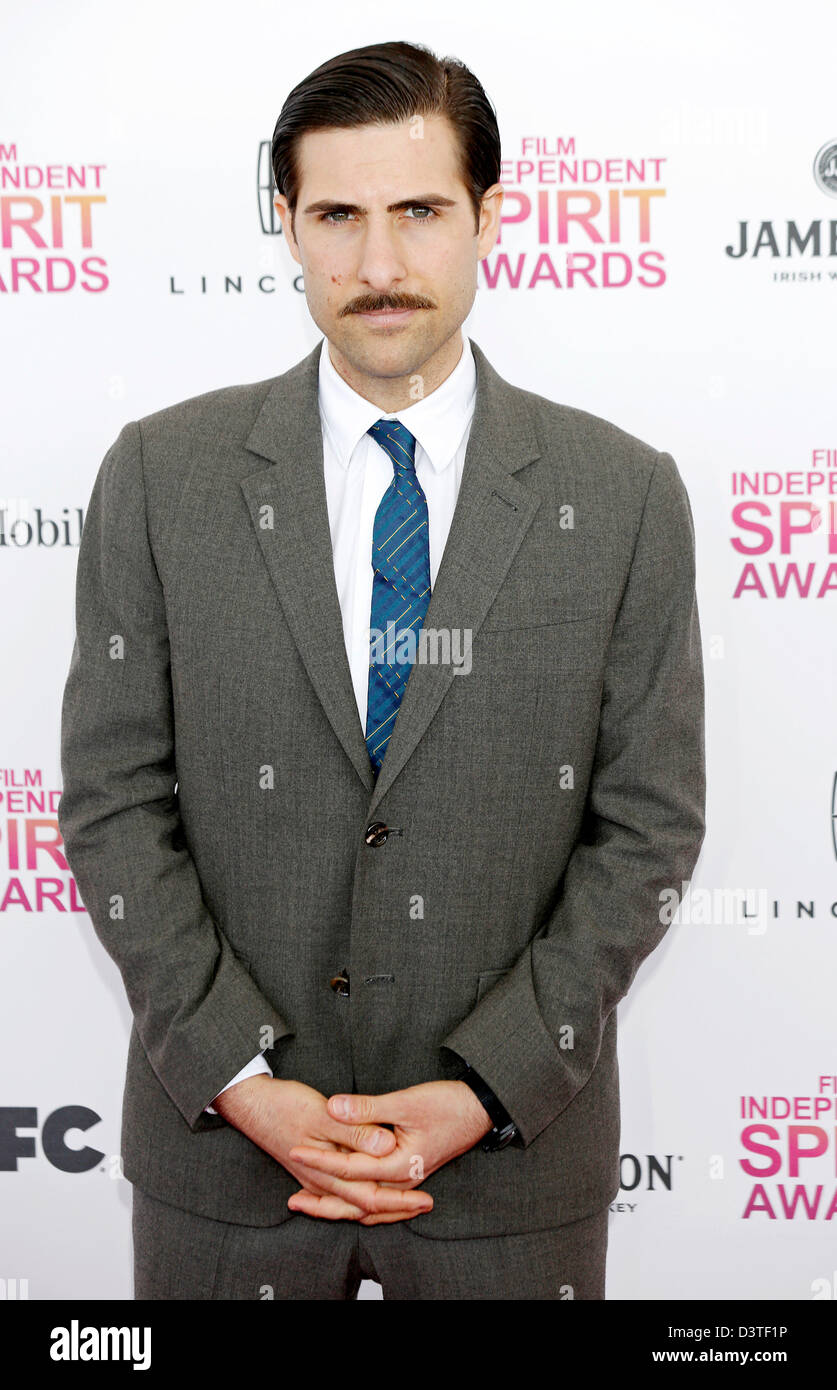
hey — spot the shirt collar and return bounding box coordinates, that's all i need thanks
[318,329,476,473]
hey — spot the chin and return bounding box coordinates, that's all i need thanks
[349,330,426,366]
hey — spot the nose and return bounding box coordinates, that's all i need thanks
[355,214,409,291]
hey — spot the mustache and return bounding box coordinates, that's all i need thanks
[341,295,434,315]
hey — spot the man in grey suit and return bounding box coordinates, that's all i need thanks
[58,40,705,1300]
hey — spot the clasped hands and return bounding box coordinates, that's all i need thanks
[214,1076,493,1226]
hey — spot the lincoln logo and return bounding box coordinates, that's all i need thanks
[257,141,282,235]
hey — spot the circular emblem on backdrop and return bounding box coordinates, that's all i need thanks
[813,140,837,197]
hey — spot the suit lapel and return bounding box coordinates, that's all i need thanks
[240,341,374,791]
[239,337,542,808]
[366,344,542,812]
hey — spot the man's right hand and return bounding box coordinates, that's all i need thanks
[211,1075,434,1222]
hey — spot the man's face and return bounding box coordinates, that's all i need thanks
[273,115,503,386]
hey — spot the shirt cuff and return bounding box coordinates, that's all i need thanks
[205,1053,273,1115]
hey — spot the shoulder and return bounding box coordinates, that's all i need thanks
[87,375,289,539]
[523,384,662,486]
[530,390,690,531]
[490,370,692,538]
[133,375,280,456]
[470,341,666,498]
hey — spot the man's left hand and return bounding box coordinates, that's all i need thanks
[287,1081,493,1225]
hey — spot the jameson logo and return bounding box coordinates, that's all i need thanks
[50,1321,151,1370]
[724,138,837,275]
[725,220,837,259]
[369,624,472,674]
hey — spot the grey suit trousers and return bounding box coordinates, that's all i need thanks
[132,1184,608,1301]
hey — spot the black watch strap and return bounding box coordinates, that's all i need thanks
[456,1063,519,1151]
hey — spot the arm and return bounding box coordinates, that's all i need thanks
[57,421,294,1132]
[438,449,706,1145]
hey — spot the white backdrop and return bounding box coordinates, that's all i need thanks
[1,0,836,1301]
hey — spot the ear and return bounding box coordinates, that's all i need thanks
[273,193,302,266]
[476,183,505,261]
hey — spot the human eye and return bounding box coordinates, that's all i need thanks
[318,210,355,224]
[404,205,437,222]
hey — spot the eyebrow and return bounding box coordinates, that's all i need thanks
[302,194,458,216]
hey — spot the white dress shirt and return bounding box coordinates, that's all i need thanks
[206,330,477,1111]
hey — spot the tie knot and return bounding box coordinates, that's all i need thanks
[367,418,417,474]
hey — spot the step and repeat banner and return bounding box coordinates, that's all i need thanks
[1,0,835,1300]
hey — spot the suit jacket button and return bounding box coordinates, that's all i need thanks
[330,968,350,996]
[365,821,389,846]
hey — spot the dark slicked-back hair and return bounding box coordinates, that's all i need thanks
[271,40,501,236]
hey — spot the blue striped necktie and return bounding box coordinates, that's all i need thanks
[364,418,431,775]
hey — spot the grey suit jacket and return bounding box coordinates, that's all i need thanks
[57,336,705,1239]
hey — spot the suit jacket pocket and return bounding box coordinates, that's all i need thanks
[477,613,611,675]
[482,608,606,633]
